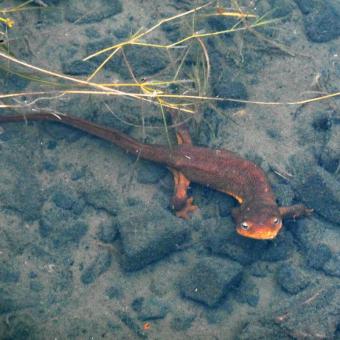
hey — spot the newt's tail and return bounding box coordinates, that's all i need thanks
[0,112,173,165]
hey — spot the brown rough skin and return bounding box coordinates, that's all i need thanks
[0,112,311,240]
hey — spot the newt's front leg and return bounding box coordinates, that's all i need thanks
[279,204,313,220]
[170,123,197,219]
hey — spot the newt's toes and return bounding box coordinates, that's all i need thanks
[175,197,198,219]
[306,208,314,216]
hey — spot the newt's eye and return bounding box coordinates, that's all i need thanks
[240,222,250,231]
[273,217,279,224]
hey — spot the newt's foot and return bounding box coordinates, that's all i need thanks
[279,204,313,220]
[173,197,198,220]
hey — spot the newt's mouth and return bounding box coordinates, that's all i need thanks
[236,223,282,240]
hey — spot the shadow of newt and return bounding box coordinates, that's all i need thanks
[0,111,312,240]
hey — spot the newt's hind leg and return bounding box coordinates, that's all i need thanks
[170,169,197,219]
[170,124,197,219]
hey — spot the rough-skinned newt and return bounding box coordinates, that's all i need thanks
[0,112,311,240]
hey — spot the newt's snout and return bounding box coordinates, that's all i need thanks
[236,217,282,240]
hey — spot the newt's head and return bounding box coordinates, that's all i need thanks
[233,203,282,240]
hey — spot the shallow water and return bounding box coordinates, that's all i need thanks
[0,1,339,339]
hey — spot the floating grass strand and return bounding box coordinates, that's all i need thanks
[0,51,194,112]
[0,2,339,116]
[83,2,212,61]
[168,18,280,48]
[1,87,339,110]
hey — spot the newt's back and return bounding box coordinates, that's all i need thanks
[158,144,273,202]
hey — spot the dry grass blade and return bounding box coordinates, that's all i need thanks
[83,2,212,61]
[0,1,339,115]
